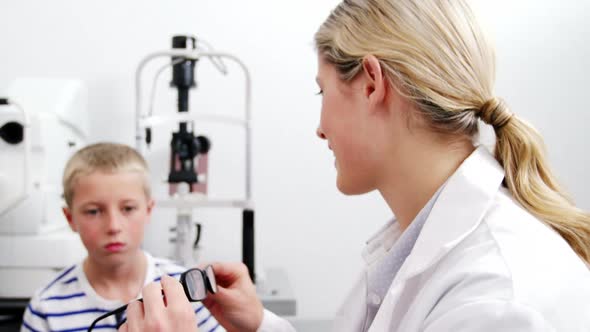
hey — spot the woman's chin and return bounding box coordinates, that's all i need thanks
[336,177,372,196]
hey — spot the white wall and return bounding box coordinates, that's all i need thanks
[1,0,589,319]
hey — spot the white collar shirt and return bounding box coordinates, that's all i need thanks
[361,185,444,331]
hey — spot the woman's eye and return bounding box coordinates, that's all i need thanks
[316,89,324,96]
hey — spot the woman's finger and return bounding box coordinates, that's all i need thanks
[142,281,166,318]
[125,300,144,332]
[161,274,193,315]
[117,321,128,332]
[209,262,249,287]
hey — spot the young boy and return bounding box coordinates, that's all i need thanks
[21,143,222,332]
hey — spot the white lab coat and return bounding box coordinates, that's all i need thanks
[333,146,590,331]
[258,146,590,332]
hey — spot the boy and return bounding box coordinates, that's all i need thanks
[21,143,222,332]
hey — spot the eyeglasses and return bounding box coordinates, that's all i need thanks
[87,266,217,332]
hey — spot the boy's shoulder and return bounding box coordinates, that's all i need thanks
[30,263,82,303]
[23,264,82,332]
[149,254,187,281]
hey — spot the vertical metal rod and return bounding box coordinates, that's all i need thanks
[242,209,255,282]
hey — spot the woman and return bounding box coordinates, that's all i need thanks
[120,0,590,331]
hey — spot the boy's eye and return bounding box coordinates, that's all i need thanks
[123,206,137,213]
[84,209,100,216]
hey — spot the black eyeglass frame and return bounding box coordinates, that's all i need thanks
[86,266,217,332]
[180,265,217,301]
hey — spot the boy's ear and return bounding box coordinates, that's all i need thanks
[62,207,77,232]
[146,199,155,219]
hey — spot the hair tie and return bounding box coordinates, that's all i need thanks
[479,97,513,130]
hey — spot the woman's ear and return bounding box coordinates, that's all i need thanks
[361,55,387,109]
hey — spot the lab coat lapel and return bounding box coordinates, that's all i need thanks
[368,146,506,331]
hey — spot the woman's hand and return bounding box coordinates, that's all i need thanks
[202,262,264,332]
[119,274,198,332]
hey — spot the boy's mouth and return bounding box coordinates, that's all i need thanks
[105,242,126,253]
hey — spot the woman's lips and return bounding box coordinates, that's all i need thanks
[105,242,125,253]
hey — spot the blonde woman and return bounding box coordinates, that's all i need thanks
[120,0,590,331]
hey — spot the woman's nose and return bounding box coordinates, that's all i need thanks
[316,126,326,140]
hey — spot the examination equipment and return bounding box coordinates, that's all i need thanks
[136,35,256,281]
[137,35,296,317]
[0,79,87,300]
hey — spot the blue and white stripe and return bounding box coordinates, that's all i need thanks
[21,253,223,332]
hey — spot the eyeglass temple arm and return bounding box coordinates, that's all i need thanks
[87,287,172,332]
[86,301,137,332]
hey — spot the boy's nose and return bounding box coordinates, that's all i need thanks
[105,211,123,234]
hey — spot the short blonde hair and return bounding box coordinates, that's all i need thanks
[62,142,150,207]
[315,0,590,264]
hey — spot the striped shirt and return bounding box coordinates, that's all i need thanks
[21,252,223,332]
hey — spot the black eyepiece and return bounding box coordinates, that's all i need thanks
[0,122,24,144]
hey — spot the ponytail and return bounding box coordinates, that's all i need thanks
[481,98,590,264]
[314,0,590,265]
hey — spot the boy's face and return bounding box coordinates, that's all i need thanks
[63,170,154,267]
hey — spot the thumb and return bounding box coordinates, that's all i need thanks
[117,322,128,332]
[204,285,233,307]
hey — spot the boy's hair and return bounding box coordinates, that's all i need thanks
[62,142,150,207]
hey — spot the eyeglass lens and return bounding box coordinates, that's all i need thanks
[205,265,217,293]
[184,269,206,301]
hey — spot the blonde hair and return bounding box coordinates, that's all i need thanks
[315,0,590,264]
[63,142,151,207]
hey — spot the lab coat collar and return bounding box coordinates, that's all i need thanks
[362,182,445,267]
[394,145,505,282]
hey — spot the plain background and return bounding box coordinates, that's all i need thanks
[1,0,589,320]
